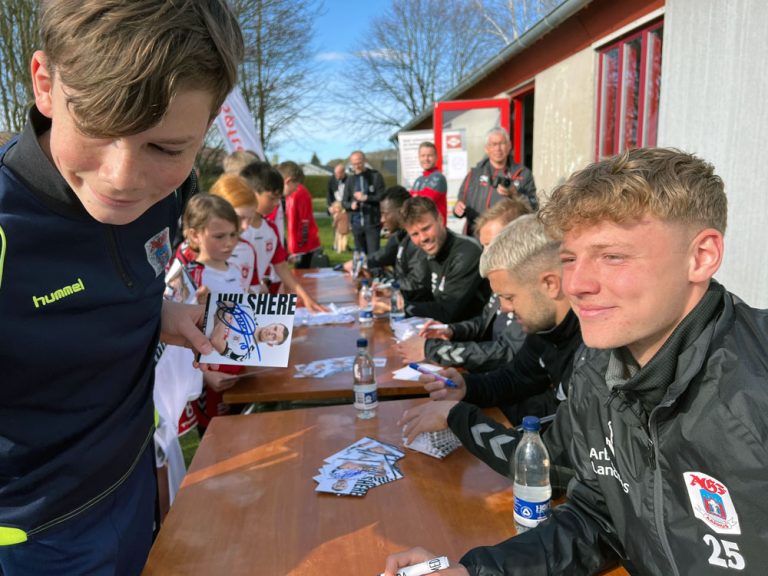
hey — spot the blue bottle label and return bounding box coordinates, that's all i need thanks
[513,496,551,526]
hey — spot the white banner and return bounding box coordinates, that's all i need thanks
[214,88,265,160]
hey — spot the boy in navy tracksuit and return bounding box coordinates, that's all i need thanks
[0,2,244,574]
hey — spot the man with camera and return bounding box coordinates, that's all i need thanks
[454,127,536,235]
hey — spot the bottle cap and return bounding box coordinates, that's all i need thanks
[392,281,400,289]
[521,416,541,432]
[356,338,368,347]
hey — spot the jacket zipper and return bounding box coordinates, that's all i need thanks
[649,413,680,576]
[105,227,134,288]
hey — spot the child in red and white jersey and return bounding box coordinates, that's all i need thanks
[239,163,328,312]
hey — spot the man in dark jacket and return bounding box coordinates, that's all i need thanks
[342,150,386,254]
[454,127,536,235]
[385,148,768,576]
[342,186,431,301]
[398,214,578,442]
[400,196,491,323]
[397,197,531,372]
[325,162,347,213]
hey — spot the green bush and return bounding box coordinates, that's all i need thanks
[304,175,330,199]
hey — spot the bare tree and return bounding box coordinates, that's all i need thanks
[0,0,38,132]
[475,0,565,45]
[336,0,503,138]
[226,0,321,155]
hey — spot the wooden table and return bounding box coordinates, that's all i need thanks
[223,269,424,404]
[292,268,358,305]
[145,399,628,575]
[223,319,424,404]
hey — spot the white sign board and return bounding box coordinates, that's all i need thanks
[397,130,434,189]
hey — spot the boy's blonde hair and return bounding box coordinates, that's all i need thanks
[539,148,727,237]
[209,174,257,208]
[276,161,305,184]
[39,0,244,137]
[479,214,560,282]
[223,150,260,175]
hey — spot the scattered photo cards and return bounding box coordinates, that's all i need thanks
[198,292,297,367]
[315,437,405,497]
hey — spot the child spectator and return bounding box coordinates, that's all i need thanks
[329,200,350,253]
[238,164,328,311]
[173,194,249,432]
[0,1,243,572]
[277,160,322,269]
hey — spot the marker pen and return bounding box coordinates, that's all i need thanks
[416,323,449,330]
[378,555,450,576]
[408,363,458,388]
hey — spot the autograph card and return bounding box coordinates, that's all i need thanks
[325,437,405,463]
[198,292,297,367]
[315,437,405,497]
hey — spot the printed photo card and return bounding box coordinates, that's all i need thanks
[198,292,297,367]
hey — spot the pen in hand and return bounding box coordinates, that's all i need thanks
[379,555,450,576]
[408,363,458,388]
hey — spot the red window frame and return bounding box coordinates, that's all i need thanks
[509,85,534,165]
[596,19,663,160]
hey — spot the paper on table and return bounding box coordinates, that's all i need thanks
[392,363,443,381]
[302,270,347,279]
[294,303,358,326]
[295,356,387,378]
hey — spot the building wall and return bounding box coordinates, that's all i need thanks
[658,0,768,307]
[532,48,596,201]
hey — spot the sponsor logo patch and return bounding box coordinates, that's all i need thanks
[684,471,740,535]
[145,227,171,277]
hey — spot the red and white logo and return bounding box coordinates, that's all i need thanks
[684,471,740,535]
[445,134,462,150]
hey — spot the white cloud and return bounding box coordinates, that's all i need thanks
[315,52,350,62]
[355,48,399,61]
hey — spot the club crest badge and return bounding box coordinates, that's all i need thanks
[145,227,171,277]
[684,471,740,535]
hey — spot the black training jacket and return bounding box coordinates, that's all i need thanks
[460,287,768,575]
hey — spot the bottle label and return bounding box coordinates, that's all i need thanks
[353,384,378,409]
[360,309,373,319]
[513,496,551,528]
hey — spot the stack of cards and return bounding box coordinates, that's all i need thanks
[314,437,405,497]
[404,429,462,459]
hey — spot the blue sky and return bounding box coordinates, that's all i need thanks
[276,0,394,165]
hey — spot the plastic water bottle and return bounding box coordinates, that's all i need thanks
[358,279,374,327]
[352,250,366,277]
[512,416,552,533]
[390,281,405,328]
[352,338,377,419]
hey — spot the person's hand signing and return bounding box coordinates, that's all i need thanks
[396,335,426,364]
[419,367,466,401]
[398,400,458,444]
[418,319,453,340]
[383,548,469,576]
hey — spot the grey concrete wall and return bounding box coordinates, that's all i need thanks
[532,48,597,202]
[659,0,768,307]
